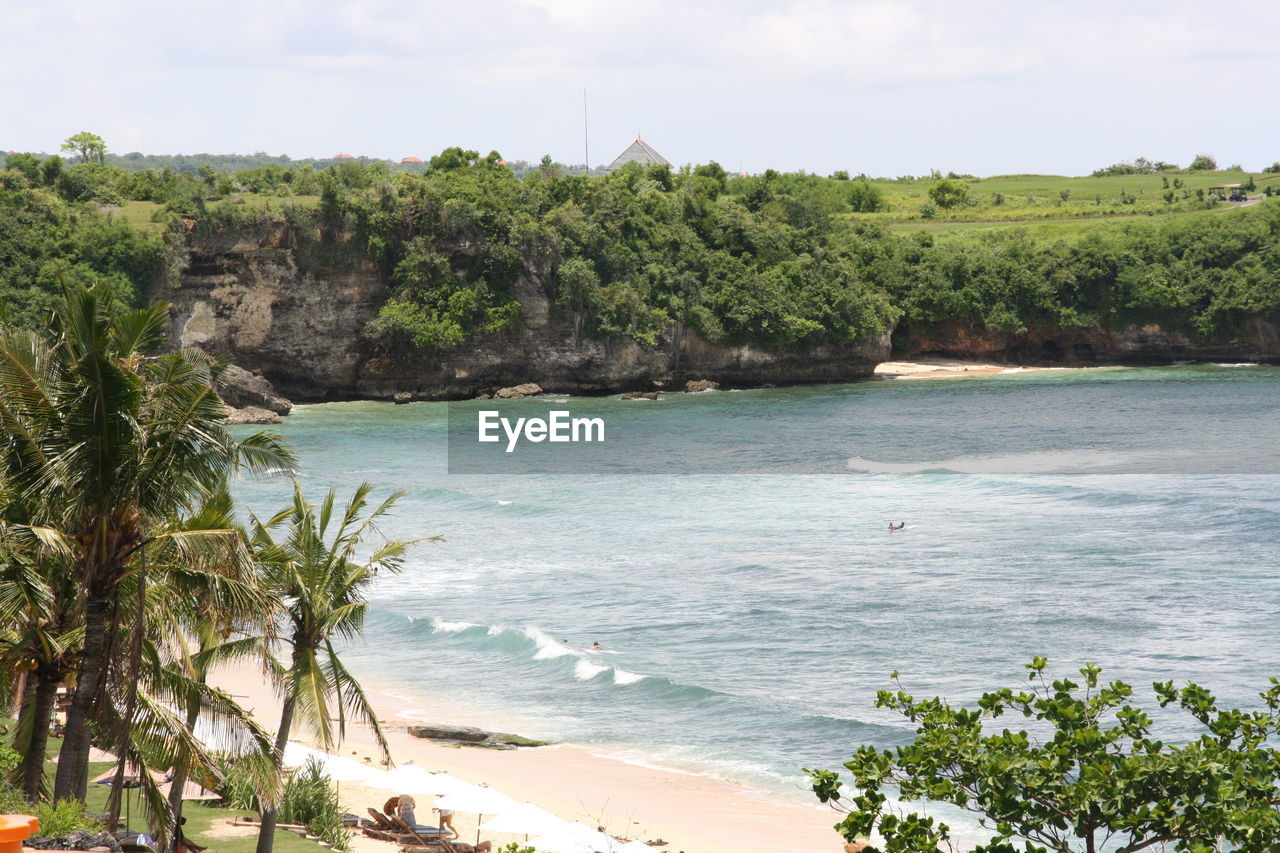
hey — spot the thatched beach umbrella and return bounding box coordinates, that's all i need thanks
[159,779,221,801]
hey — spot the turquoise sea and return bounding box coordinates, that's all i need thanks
[229,364,1280,807]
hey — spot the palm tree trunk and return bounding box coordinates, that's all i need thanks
[11,668,28,719]
[254,692,297,853]
[106,555,147,828]
[165,676,205,853]
[54,590,112,802]
[19,666,60,800]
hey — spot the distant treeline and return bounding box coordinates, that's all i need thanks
[1,147,1277,352]
[0,149,602,177]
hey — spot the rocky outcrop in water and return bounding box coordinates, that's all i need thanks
[161,225,892,402]
[406,724,549,748]
[224,405,283,425]
[494,382,543,398]
[216,364,293,414]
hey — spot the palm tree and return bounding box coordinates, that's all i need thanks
[250,482,416,853]
[152,487,284,848]
[0,283,295,803]
[0,512,81,799]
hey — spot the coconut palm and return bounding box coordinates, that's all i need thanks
[0,283,295,803]
[151,486,284,848]
[250,482,416,853]
[0,512,81,799]
[0,511,81,799]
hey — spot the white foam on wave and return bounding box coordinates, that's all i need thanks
[1214,362,1259,367]
[574,659,609,680]
[612,668,646,685]
[495,499,513,505]
[432,619,476,633]
[527,627,577,659]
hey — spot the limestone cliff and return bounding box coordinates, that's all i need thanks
[894,318,1280,364]
[163,225,891,401]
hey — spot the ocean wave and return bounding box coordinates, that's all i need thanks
[1213,362,1259,367]
[846,450,1132,475]
[431,619,477,633]
[574,658,609,680]
[528,628,577,659]
[400,614,662,691]
[612,668,646,685]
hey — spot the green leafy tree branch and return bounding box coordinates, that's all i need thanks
[810,659,1280,852]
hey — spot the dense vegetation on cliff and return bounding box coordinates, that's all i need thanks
[1,145,1278,355]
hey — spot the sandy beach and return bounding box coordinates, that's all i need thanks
[874,358,1069,379]
[208,662,845,853]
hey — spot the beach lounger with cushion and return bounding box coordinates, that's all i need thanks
[388,816,452,842]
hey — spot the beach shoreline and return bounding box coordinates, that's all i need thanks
[207,662,844,853]
[872,358,1118,380]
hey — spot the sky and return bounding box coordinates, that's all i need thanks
[2,0,1278,176]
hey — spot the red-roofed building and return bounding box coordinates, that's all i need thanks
[333,153,354,160]
[401,156,423,163]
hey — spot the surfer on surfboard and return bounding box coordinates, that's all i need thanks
[888,522,905,530]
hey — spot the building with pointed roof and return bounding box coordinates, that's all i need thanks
[606,136,670,172]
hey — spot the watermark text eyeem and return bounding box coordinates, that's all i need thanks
[478,410,605,453]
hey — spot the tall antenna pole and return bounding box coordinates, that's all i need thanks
[583,89,590,176]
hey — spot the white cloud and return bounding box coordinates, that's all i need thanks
[1,0,1277,172]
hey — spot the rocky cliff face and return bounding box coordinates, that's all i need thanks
[894,318,1280,364]
[163,226,891,401]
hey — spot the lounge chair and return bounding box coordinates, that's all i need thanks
[362,809,401,841]
[388,816,452,843]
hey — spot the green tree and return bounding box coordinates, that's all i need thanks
[1188,153,1217,171]
[4,153,41,182]
[927,179,969,209]
[251,482,419,853]
[0,284,294,803]
[60,132,107,164]
[39,155,63,187]
[809,659,1280,852]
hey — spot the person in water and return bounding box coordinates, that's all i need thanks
[590,641,603,650]
[888,522,905,530]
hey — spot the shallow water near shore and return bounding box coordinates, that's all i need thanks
[228,364,1280,813]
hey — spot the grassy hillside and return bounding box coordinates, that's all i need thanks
[859,169,1276,227]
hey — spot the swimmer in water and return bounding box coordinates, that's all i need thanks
[888,522,905,531]
[590,641,603,650]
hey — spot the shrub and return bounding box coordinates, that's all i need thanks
[279,759,349,852]
[34,800,102,837]
[1189,153,1217,171]
[927,179,969,209]
[918,200,937,219]
[215,755,261,811]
